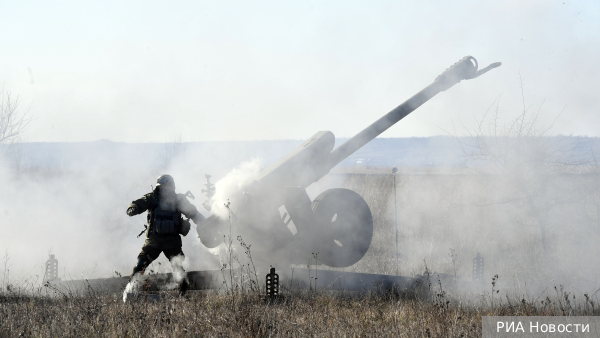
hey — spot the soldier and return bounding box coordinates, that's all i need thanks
[126,174,205,293]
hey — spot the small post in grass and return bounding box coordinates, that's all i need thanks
[44,254,60,283]
[472,252,484,284]
[265,267,279,300]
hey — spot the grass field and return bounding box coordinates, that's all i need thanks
[3,286,600,337]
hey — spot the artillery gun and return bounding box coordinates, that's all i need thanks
[197,56,501,268]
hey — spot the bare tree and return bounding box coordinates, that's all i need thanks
[0,89,30,145]
[579,151,600,230]
[161,133,188,169]
[453,81,589,254]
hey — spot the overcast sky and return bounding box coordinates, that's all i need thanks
[1,0,598,142]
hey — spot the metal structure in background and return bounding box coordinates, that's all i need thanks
[43,254,60,283]
[197,56,501,269]
[265,267,279,299]
[201,174,216,211]
[472,252,484,283]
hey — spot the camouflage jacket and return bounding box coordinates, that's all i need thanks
[127,192,205,248]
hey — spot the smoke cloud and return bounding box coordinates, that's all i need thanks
[209,159,262,219]
[1,111,599,299]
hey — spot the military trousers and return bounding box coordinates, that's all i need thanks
[132,244,185,276]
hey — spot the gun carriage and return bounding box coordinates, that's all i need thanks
[197,56,501,268]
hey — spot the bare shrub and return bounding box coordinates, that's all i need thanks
[440,82,600,291]
[161,133,188,169]
[0,89,30,145]
[452,80,591,253]
[0,89,31,173]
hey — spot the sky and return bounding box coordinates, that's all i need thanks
[1,0,598,142]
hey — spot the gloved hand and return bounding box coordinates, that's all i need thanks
[126,205,140,216]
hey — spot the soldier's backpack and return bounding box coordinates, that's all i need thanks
[148,196,182,235]
[146,192,192,236]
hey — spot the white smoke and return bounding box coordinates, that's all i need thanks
[209,159,262,219]
[170,254,186,283]
[122,274,143,302]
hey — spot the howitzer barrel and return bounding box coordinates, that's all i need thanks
[328,56,500,167]
[196,55,501,267]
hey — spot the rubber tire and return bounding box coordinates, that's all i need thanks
[196,215,225,248]
[198,228,222,248]
[311,188,373,267]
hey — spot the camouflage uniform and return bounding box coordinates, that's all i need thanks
[127,188,205,277]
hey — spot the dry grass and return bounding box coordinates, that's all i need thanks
[3,287,599,337]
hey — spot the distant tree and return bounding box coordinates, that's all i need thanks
[0,89,31,173]
[161,133,187,169]
[454,86,589,254]
[0,89,30,145]
[579,152,600,230]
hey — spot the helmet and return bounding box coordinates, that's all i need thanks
[156,175,176,189]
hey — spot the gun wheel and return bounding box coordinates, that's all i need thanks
[311,188,373,267]
[196,218,226,249]
[197,228,222,248]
